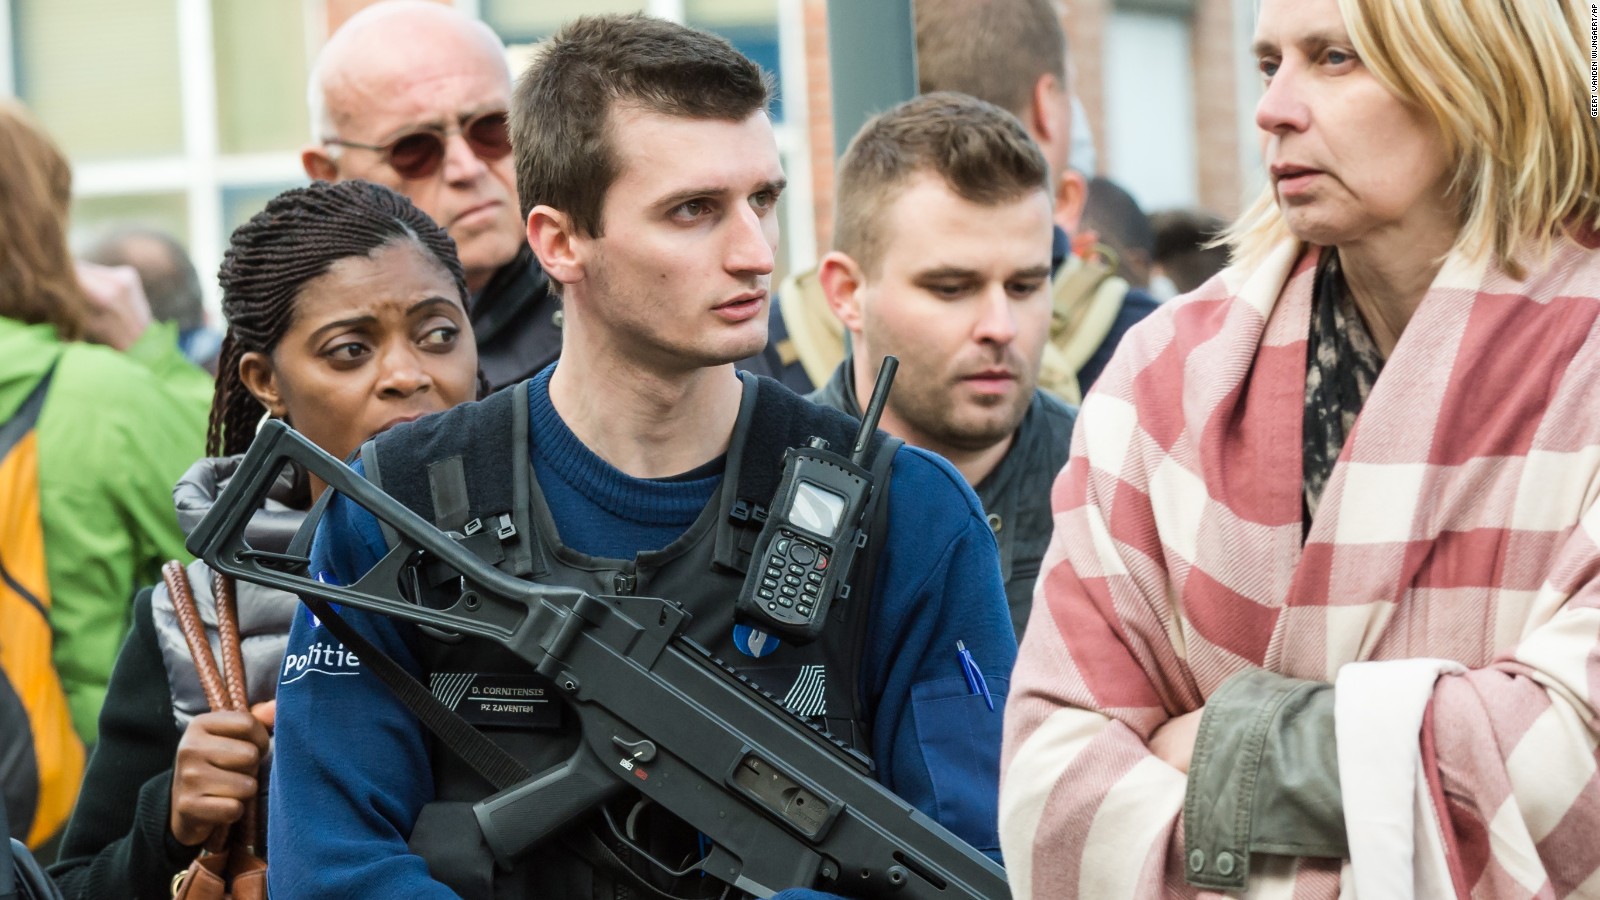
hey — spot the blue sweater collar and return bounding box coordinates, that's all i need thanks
[526,366,724,527]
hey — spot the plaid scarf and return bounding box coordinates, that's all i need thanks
[1000,230,1600,898]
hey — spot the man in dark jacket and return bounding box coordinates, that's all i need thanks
[811,92,1075,640]
[780,0,1160,404]
[300,1,558,391]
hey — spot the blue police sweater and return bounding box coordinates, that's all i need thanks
[267,367,1015,898]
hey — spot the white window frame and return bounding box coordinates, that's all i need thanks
[0,0,308,316]
[0,0,13,97]
[1233,0,1266,205]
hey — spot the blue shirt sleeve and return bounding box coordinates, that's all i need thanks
[267,466,457,899]
[860,446,1017,860]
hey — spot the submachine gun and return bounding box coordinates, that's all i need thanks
[187,420,1009,900]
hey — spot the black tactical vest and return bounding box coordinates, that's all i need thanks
[363,373,898,900]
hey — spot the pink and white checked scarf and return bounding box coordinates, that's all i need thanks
[1000,230,1600,899]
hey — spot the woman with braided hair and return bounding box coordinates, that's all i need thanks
[47,179,480,899]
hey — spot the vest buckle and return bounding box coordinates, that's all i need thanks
[729,499,768,526]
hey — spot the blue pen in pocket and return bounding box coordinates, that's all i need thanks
[957,640,995,711]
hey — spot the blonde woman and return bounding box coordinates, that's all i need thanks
[999,0,1600,895]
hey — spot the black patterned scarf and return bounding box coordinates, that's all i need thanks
[1303,249,1386,521]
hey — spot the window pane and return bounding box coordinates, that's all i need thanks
[685,0,776,28]
[14,0,184,160]
[214,0,311,154]
[221,182,302,243]
[70,193,190,253]
[1105,11,1197,210]
[482,0,643,43]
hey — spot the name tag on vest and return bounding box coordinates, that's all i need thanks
[429,673,561,729]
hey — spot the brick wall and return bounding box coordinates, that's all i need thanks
[802,0,836,253]
[1192,0,1243,216]
[320,0,451,36]
[1062,0,1111,174]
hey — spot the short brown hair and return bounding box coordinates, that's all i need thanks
[0,101,92,340]
[510,13,773,237]
[833,92,1051,276]
[914,0,1068,118]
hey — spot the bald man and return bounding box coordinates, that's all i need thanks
[302,0,558,392]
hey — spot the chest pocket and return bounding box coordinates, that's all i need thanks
[908,674,1009,855]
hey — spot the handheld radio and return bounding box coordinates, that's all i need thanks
[735,357,898,644]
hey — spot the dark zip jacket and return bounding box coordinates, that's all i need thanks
[471,248,562,393]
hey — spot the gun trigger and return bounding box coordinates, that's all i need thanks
[612,735,657,762]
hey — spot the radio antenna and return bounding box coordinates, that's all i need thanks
[850,356,898,467]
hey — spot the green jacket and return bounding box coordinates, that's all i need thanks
[1184,669,1346,890]
[0,317,208,744]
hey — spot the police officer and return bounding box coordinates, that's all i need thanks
[778,0,1162,405]
[811,93,1075,641]
[267,14,1016,899]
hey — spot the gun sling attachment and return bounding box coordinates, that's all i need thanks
[186,421,1008,900]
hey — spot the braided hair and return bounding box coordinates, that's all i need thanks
[208,180,470,457]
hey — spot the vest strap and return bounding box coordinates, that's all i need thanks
[506,379,542,578]
[360,437,402,553]
[714,372,894,578]
[835,433,900,750]
[711,374,763,572]
[302,595,530,791]
[285,487,333,567]
[427,457,470,533]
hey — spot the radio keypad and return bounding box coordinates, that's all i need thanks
[760,532,833,621]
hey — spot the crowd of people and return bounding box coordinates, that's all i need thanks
[1,0,1596,897]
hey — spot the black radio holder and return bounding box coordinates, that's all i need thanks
[734,356,898,643]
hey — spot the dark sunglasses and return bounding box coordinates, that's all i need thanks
[323,110,511,180]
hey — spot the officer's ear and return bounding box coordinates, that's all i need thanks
[528,205,583,290]
[817,251,868,335]
[1056,168,1088,235]
[238,351,287,419]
